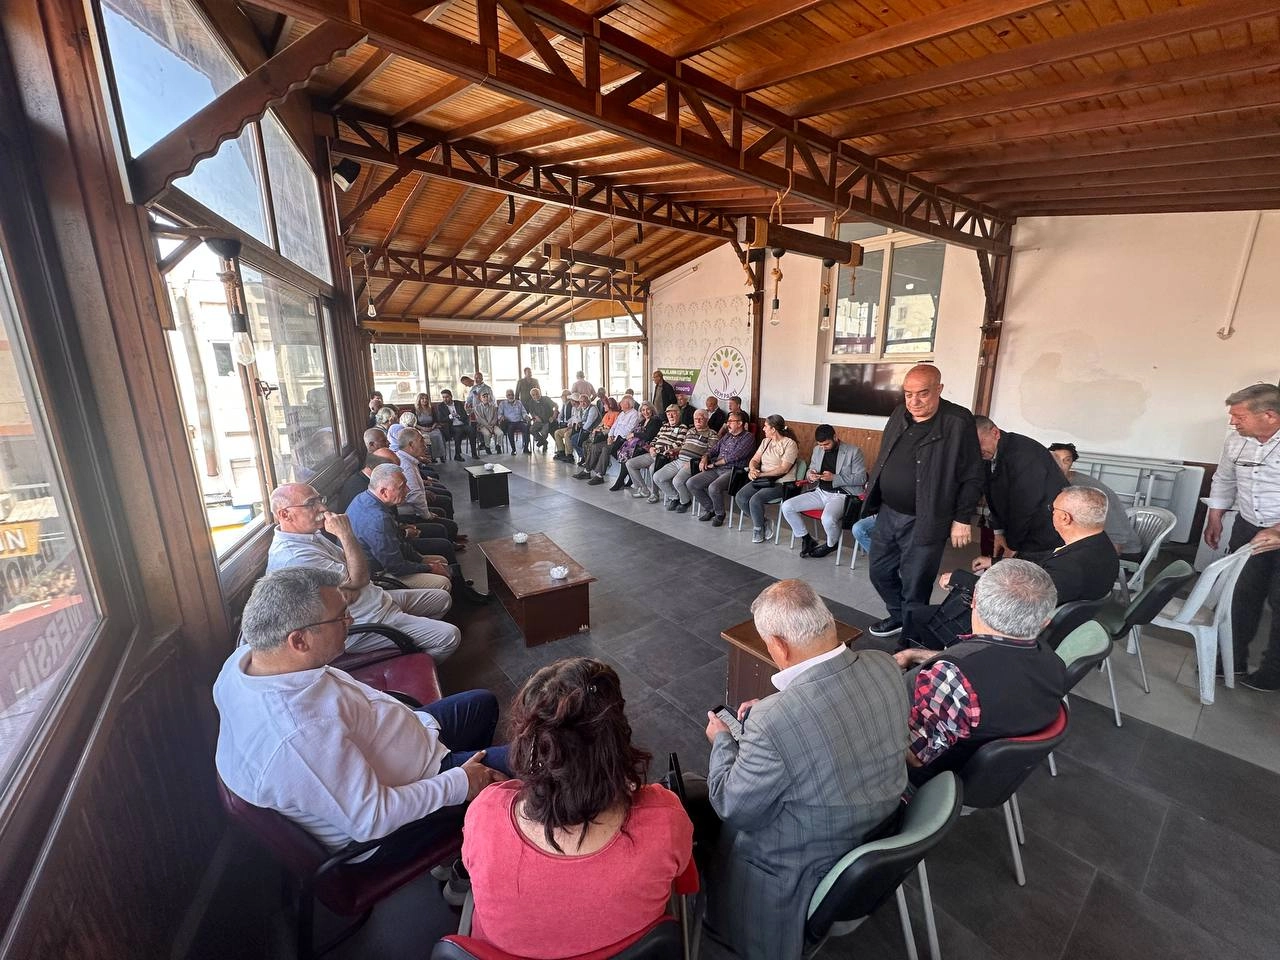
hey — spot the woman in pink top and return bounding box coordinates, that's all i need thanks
[462,658,694,958]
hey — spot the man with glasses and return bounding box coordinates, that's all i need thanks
[1207,383,1280,691]
[267,482,461,661]
[214,567,508,855]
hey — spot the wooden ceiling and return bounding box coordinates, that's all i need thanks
[234,0,1280,324]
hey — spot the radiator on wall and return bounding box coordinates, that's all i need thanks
[1073,452,1205,543]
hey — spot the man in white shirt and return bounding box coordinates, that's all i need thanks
[214,567,507,856]
[266,482,460,660]
[1206,383,1280,691]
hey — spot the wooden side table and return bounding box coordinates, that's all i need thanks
[477,533,596,647]
[720,619,863,705]
[465,464,511,508]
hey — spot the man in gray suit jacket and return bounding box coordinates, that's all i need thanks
[701,580,908,960]
[781,424,868,559]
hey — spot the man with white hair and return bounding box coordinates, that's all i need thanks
[652,408,717,513]
[214,568,507,855]
[895,560,1066,782]
[346,464,454,591]
[1206,382,1280,690]
[699,579,906,960]
[267,482,460,660]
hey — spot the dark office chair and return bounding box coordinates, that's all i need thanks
[1038,598,1109,650]
[958,704,1070,886]
[805,772,962,960]
[218,780,462,960]
[431,918,684,960]
[1095,560,1197,696]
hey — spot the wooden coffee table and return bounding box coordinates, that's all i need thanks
[465,464,511,508]
[720,618,863,704]
[477,533,596,647]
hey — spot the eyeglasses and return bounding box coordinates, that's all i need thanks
[298,611,353,631]
[1232,441,1279,469]
[292,495,326,510]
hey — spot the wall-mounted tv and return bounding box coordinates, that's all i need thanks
[827,363,903,418]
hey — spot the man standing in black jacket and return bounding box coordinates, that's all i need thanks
[651,369,677,412]
[862,364,985,638]
[974,416,1067,555]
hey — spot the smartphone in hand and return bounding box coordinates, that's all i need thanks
[711,704,744,741]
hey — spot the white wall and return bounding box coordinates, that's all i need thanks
[990,211,1280,463]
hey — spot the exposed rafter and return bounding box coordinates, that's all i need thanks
[251,0,1013,252]
[666,0,828,60]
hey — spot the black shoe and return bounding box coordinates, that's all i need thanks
[665,499,680,511]
[453,454,464,462]
[573,471,591,480]
[809,542,834,559]
[868,618,903,638]
[442,859,471,907]
[1214,662,1249,679]
[587,476,605,485]
[711,515,725,527]
[675,502,691,514]
[608,478,626,491]
[799,534,817,557]
[459,583,492,603]
[698,511,715,522]
[1241,671,1280,692]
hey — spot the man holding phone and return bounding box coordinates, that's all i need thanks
[697,580,906,960]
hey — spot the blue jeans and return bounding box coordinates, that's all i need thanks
[420,689,511,776]
[852,515,877,552]
[734,483,784,530]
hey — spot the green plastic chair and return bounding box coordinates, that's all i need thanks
[805,772,962,960]
[1094,560,1196,697]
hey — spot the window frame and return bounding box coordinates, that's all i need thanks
[826,231,943,363]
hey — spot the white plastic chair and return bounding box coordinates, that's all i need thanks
[1150,544,1254,705]
[1120,506,1177,597]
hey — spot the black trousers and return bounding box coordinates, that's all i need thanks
[869,506,949,624]
[1230,518,1280,676]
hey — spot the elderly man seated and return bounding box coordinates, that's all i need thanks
[1048,443,1141,554]
[626,403,686,502]
[697,580,907,960]
[498,389,531,455]
[214,568,508,857]
[895,560,1067,783]
[688,410,755,525]
[526,387,556,452]
[472,389,501,454]
[346,463,455,588]
[652,409,717,513]
[392,428,462,543]
[267,482,460,660]
[552,393,581,462]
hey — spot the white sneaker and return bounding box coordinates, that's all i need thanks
[632,488,649,498]
[752,529,766,543]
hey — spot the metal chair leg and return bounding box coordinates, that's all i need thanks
[1133,627,1151,694]
[849,539,860,574]
[835,531,844,566]
[1103,658,1123,727]
[1048,752,1057,778]
[1002,801,1026,886]
[1010,793,1026,845]
[894,885,920,960]
[917,861,941,960]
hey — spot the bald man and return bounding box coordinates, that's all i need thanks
[861,364,985,640]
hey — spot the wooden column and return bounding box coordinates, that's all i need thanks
[971,247,1013,417]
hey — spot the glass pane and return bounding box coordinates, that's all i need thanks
[885,241,944,355]
[423,345,474,403]
[607,342,645,400]
[567,344,603,393]
[564,319,598,340]
[520,343,563,400]
[261,112,332,283]
[318,304,346,448]
[240,267,339,484]
[476,346,520,400]
[163,246,267,554]
[100,0,269,243]
[371,343,425,408]
[832,248,883,356]
[0,251,100,787]
[838,222,891,242]
[599,316,642,338]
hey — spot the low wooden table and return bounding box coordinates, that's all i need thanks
[478,533,596,647]
[720,618,863,704]
[465,464,511,508]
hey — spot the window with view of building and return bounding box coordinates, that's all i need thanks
[0,250,100,793]
[520,343,563,400]
[372,343,426,407]
[477,346,519,400]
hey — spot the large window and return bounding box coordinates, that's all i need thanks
[477,346,520,399]
[424,345,476,402]
[520,343,563,400]
[830,224,944,359]
[0,252,100,791]
[372,343,427,406]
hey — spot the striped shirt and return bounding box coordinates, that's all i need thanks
[676,428,718,463]
[649,423,687,458]
[1208,429,1280,528]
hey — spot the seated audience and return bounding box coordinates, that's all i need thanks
[652,409,716,513]
[332,432,388,512]
[703,395,726,432]
[699,580,907,960]
[676,391,694,427]
[571,394,603,464]
[392,428,460,540]
[375,405,399,432]
[781,423,866,557]
[215,568,507,855]
[413,393,447,461]
[266,482,460,659]
[435,389,473,461]
[498,389,531,454]
[472,390,501,454]
[895,560,1067,782]
[552,394,583,462]
[343,454,461,559]
[689,411,756,525]
[463,657,693,957]
[626,404,686,502]
[346,463,454,591]
[609,401,661,491]
[975,416,1067,555]
[735,415,800,542]
[1048,442,1142,554]
[578,396,637,485]
[526,387,556,452]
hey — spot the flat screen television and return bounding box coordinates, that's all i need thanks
[827,363,902,418]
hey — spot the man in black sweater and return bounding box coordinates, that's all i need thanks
[975,416,1068,555]
[862,364,985,638]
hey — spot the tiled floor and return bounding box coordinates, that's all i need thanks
[194,456,1280,960]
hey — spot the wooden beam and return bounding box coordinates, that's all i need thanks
[739,217,860,265]
[1010,191,1280,216]
[373,277,404,308]
[666,0,827,59]
[473,198,542,260]
[739,0,1052,92]
[833,40,1280,141]
[791,0,1278,118]
[985,175,1280,204]
[341,163,413,233]
[499,121,597,152]
[448,104,543,141]
[129,21,365,204]
[330,49,393,106]
[380,172,430,247]
[503,208,574,264]
[956,157,1280,194]
[415,185,475,253]
[446,191,510,257]
[971,249,1011,416]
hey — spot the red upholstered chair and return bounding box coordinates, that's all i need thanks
[957,704,1071,886]
[332,622,442,708]
[218,778,462,960]
[786,493,864,566]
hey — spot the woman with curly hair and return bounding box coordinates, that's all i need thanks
[462,657,693,957]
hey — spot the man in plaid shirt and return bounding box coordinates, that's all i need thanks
[893,559,1066,783]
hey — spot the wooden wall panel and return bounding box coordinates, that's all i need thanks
[781,420,884,468]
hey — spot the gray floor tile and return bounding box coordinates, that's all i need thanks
[609,621,726,690]
[654,656,731,727]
